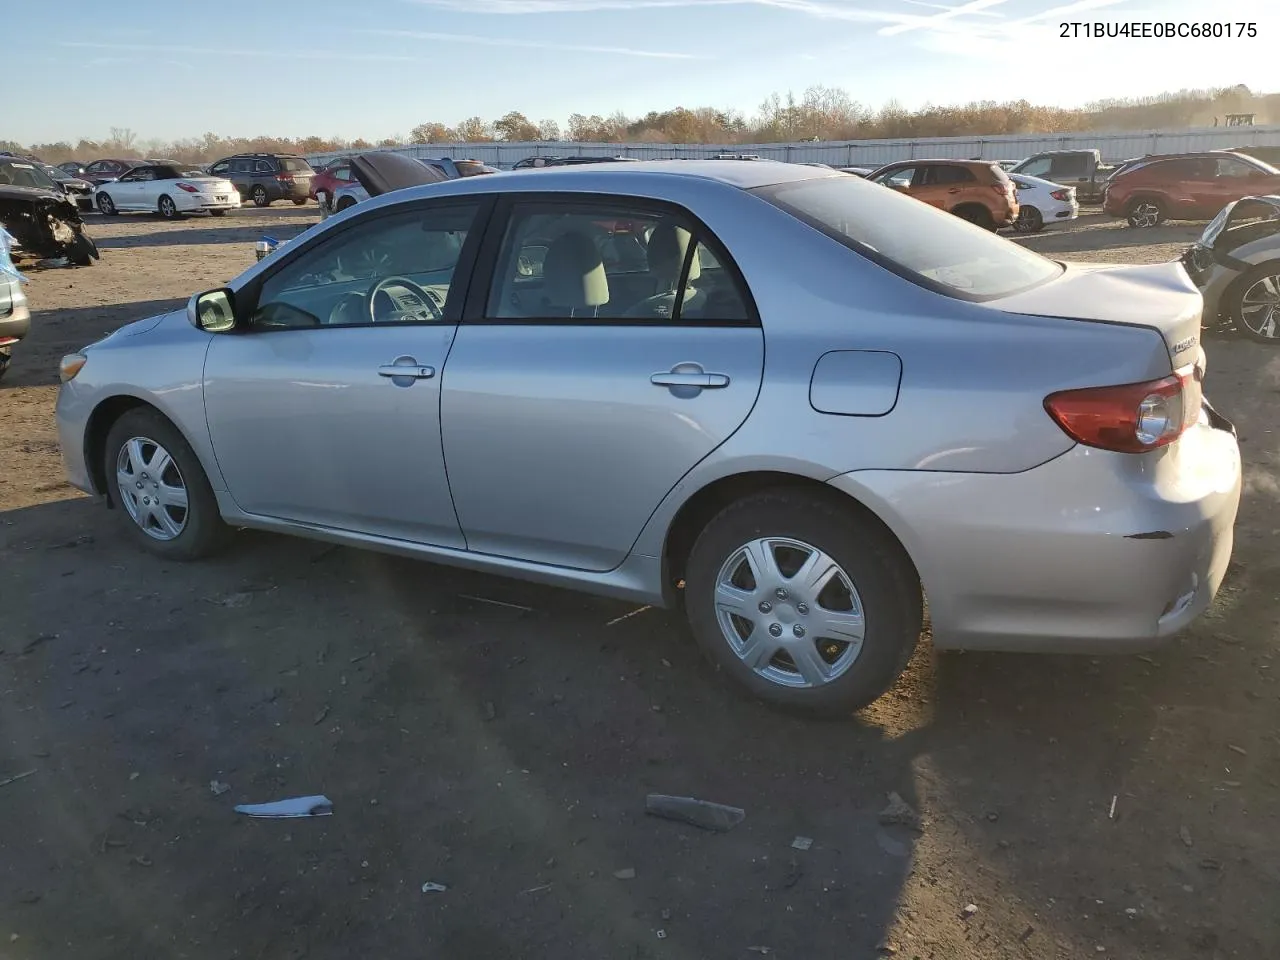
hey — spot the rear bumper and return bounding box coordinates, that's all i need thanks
[828,409,1241,652]
[175,192,242,212]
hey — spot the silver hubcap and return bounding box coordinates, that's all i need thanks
[115,436,189,541]
[161,198,173,215]
[714,537,865,689]
[1132,203,1160,227]
[1240,273,1280,339]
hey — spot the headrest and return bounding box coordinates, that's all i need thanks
[543,230,609,309]
[647,223,700,286]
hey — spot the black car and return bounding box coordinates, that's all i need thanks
[206,153,315,206]
[0,157,98,265]
[41,164,95,211]
[511,155,639,169]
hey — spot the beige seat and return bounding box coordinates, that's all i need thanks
[626,222,705,319]
[540,230,610,318]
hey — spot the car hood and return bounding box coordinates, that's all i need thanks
[350,152,448,198]
[0,184,68,203]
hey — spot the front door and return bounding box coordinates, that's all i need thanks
[203,199,485,547]
[440,195,764,571]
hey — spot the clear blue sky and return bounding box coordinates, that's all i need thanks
[5,0,1275,143]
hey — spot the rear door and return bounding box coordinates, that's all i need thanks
[1047,153,1091,192]
[1209,155,1273,211]
[439,193,764,571]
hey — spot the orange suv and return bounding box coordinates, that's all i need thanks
[866,159,1018,230]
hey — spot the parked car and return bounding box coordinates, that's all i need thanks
[1229,145,1280,168]
[95,163,241,219]
[512,155,639,169]
[55,161,1240,715]
[866,158,1018,230]
[206,153,315,207]
[839,167,874,177]
[329,156,497,215]
[1103,151,1280,227]
[0,156,99,265]
[57,161,88,177]
[40,163,95,211]
[309,158,358,211]
[1008,173,1078,233]
[81,158,141,185]
[1181,194,1280,342]
[0,228,29,381]
[1008,150,1113,203]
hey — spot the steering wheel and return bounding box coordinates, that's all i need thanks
[366,275,443,324]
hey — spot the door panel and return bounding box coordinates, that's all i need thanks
[204,325,464,546]
[440,324,764,570]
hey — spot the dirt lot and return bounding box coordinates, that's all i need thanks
[2,206,1279,960]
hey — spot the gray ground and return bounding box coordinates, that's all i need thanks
[2,206,1279,960]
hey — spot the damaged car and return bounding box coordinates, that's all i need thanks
[0,156,99,266]
[324,154,495,218]
[1182,195,1280,342]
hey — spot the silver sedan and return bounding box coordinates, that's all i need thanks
[56,161,1242,715]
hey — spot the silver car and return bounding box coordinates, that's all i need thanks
[1182,195,1280,341]
[56,161,1242,715]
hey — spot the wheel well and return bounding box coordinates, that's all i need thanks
[1126,193,1165,212]
[661,471,919,602]
[84,396,152,497]
[951,203,993,223]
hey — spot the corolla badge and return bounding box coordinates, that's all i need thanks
[1171,335,1198,355]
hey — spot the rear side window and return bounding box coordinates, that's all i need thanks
[279,158,313,172]
[928,165,976,185]
[754,176,1062,301]
[1050,154,1088,176]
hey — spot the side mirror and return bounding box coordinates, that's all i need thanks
[188,288,237,333]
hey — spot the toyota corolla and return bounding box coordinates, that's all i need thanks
[56,161,1241,715]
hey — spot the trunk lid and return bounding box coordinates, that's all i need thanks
[994,260,1203,370]
[181,177,235,193]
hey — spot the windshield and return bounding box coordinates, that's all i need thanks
[43,164,73,181]
[0,159,61,191]
[753,175,1063,301]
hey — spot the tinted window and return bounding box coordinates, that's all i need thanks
[486,202,753,323]
[252,203,478,329]
[873,166,915,188]
[231,159,254,174]
[279,158,313,172]
[1050,154,1089,176]
[1215,157,1261,178]
[928,165,976,184]
[255,160,274,174]
[755,176,1062,301]
[455,160,498,177]
[210,161,230,175]
[1015,156,1053,178]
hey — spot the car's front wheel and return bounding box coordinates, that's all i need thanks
[157,195,180,220]
[104,408,229,560]
[1014,205,1044,233]
[96,192,118,216]
[683,490,922,716]
[292,198,307,206]
[252,185,271,207]
[1230,261,1280,343]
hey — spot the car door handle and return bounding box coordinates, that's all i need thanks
[947,187,961,194]
[650,363,730,389]
[378,360,435,379]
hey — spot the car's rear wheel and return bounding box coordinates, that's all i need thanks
[292,198,307,206]
[103,408,229,560]
[0,347,11,382]
[1014,205,1044,233]
[157,195,180,220]
[954,204,995,231]
[96,192,118,216]
[683,490,922,716]
[335,196,357,212]
[1126,198,1165,228]
[252,185,271,207]
[1229,262,1280,343]
[209,209,227,217]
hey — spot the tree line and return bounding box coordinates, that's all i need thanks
[4,85,1273,165]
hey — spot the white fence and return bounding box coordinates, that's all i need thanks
[306,123,1280,170]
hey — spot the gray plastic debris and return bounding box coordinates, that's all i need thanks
[209,780,231,796]
[614,867,637,880]
[645,794,745,832]
[791,836,813,851]
[878,791,923,831]
[421,882,448,893]
[233,795,333,818]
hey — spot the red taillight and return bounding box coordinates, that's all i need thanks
[1050,188,1070,201]
[276,173,294,182]
[0,337,18,347]
[176,182,200,193]
[1044,368,1202,454]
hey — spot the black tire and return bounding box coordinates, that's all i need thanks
[157,195,180,220]
[96,192,118,216]
[683,490,922,717]
[1227,261,1280,343]
[335,196,357,212]
[1014,205,1044,234]
[67,231,96,266]
[954,204,994,231]
[1126,197,1165,228]
[209,209,227,217]
[292,198,307,206]
[252,185,271,207]
[103,408,230,561]
[0,348,10,382]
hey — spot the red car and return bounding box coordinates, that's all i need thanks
[309,158,358,206]
[1103,150,1280,227]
